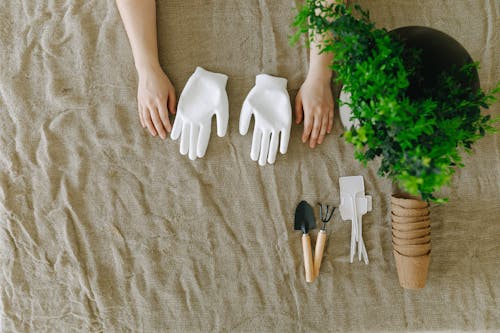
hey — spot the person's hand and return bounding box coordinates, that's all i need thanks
[295,75,334,148]
[137,64,176,139]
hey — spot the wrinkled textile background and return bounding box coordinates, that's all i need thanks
[0,0,499,332]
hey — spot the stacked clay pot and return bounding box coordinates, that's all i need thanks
[391,195,431,289]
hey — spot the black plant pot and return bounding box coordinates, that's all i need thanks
[339,26,480,128]
[390,26,480,99]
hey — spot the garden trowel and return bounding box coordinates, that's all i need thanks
[294,201,316,282]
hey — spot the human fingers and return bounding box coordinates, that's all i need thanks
[309,115,322,148]
[138,103,145,128]
[143,108,157,136]
[317,113,329,145]
[327,106,334,134]
[168,88,177,115]
[149,107,167,139]
[302,110,313,143]
[158,100,172,133]
[295,92,304,124]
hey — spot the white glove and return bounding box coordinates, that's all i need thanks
[239,74,292,166]
[171,67,229,160]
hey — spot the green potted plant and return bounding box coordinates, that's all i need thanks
[292,0,500,289]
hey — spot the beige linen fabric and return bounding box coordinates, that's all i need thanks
[0,0,499,331]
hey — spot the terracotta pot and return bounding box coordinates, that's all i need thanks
[391,213,430,223]
[391,195,429,209]
[392,234,431,245]
[393,243,431,257]
[393,250,430,289]
[392,220,430,231]
[392,204,429,217]
[391,194,432,289]
[392,226,431,239]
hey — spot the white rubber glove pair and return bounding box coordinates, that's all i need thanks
[171,67,292,165]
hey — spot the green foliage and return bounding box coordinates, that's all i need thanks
[292,1,500,202]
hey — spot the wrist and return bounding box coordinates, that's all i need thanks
[308,46,333,83]
[306,68,332,84]
[135,60,162,77]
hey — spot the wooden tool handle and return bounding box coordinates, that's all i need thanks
[302,234,314,283]
[314,230,327,278]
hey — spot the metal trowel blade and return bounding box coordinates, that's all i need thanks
[294,200,316,234]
